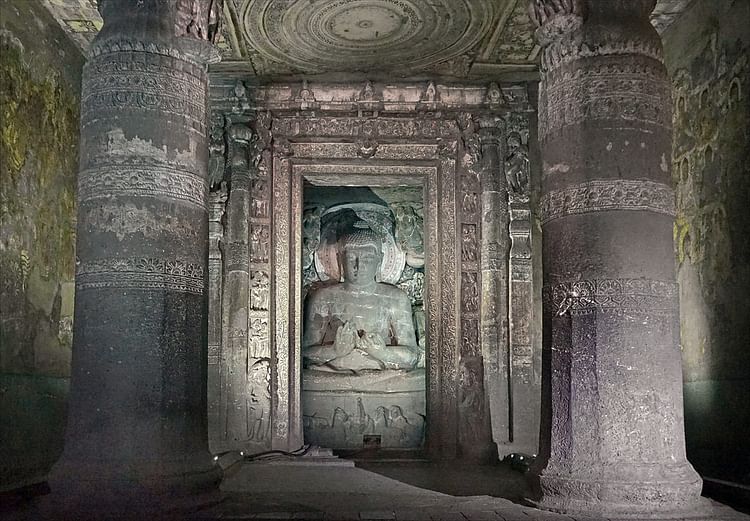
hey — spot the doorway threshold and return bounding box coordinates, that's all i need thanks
[335,448,430,464]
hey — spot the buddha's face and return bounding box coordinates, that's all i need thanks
[341,246,381,286]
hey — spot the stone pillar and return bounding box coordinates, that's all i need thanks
[221,123,254,448]
[505,126,539,456]
[53,0,221,492]
[207,186,227,448]
[477,117,511,451]
[528,0,704,516]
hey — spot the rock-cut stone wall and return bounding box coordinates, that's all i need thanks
[0,0,83,491]
[663,0,750,495]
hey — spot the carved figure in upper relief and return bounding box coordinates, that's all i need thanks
[486,82,505,106]
[180,0,221,42]
[250,225,270,263]
[461,225,478,262]
[302,206,323,270]
[250,271,270,311]
[505,132,530,199]
[359,80,375,102]
[252,179,270,218]
[303,223,420,372]
[421,81,438,103]
[392,204,424,268]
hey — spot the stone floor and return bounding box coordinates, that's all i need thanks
[3,458,749,521]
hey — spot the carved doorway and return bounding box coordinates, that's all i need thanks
[271,129,462,459]
[207,80,538,461]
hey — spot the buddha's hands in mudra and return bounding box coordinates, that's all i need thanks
[332,321,359,358]
[332,322,390,369]
[357,331,387,358]
[304,317,418,371]
[333,322,387,358]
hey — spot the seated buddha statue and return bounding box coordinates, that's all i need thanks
[303,224,420,372]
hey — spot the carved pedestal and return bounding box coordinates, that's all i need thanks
[51,0,221,493]
[302,370,426,449]
[529,0,705,516]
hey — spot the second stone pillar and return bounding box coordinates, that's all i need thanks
[528,0,705,516]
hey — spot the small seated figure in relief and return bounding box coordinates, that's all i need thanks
[303,224,420,372]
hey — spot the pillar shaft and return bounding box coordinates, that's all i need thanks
[54,0,221,489]
[478,119,512,450]
[529,0,704,516]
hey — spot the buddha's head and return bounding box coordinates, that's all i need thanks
[339,224,382,286]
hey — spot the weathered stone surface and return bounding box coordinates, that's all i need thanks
[529,0,706,516]
[0,2,81,380]
[664,0,750,492]
[50,0,221,492]
[0,0,82,492]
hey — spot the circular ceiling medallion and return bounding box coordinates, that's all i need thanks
[241,0,496,72]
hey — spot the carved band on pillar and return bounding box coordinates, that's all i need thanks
[53,0,222,491]
[529,0,705,516]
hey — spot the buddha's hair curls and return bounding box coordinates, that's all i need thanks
[340,222,382,254]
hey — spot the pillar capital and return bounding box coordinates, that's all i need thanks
[476,116,505,146]
[93,0,223,64]
[529,0,662,73]
[529,0,656,34]
[475,117,506,191]
[528,0,585,47]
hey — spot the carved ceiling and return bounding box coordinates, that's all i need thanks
[42,0,695,79]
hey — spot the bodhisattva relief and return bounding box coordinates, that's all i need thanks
[245,359,272,442]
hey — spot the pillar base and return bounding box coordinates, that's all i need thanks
[531,462,711,518]
[48,453,222,495]
[40,456,222,519]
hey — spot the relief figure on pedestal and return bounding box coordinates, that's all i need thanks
[303,223,420,373]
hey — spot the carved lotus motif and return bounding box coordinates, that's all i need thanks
[240,0,497,73]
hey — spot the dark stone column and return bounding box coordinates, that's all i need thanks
[528,0,706,516]
[52,0,222,493]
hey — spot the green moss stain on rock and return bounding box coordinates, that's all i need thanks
[0,36,78,280]
[0,32,79,376]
